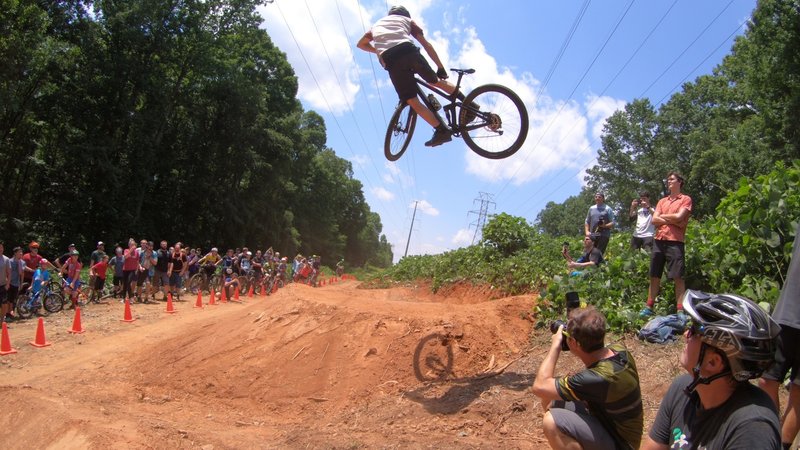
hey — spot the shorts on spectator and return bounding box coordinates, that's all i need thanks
[93,277,106,291]
[649,240,685,280]
[631,236,654,252]
[548,400,617,450]
[169,273,183,288]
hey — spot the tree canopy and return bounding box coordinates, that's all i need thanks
[0,0,392,267]
[536,0,799,236]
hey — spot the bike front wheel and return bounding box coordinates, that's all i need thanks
[384,102,417,161]
[15,294,35,319]
[459,84,528,159]
[44,292,64,313]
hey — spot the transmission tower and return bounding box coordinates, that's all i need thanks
[467,192,495,245]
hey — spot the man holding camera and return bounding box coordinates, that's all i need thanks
[629,191,655,252]
[585,192,614,255]
[532,306,643,450]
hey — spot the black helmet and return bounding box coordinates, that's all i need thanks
[683,290,780,381]
[388,6,411,18]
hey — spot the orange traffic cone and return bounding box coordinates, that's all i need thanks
[209,287,217,306]
[260,283,266,296]
[121,298,136,323]
[30,317,52,347]
[247,284,254,298]
[0,322,17,355]
[232,286,241,302]
[68,307,85,334]
[195,290,204,308]
[165,293,177,314]
[220,285,228,303]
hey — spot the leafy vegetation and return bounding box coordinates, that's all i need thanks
[0,0,392,267]
[373,162,800,333]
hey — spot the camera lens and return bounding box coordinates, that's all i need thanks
[550,320,570,351]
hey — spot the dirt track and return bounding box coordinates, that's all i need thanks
[0,279,685,449]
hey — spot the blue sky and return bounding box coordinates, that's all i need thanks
[259,0,756,262]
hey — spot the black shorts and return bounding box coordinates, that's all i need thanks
[650,240,685,280]
[631,236,654,252]
[386,47,438,102]
[137,271,150,286]
[0,285,8,305]
[763,325,800,386]
[94,277,106,291]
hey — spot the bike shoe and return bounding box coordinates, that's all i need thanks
[424,127,452,147]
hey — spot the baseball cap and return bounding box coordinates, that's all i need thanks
[71,250,80,256]
[30,241,40,248]
[97,241,104,246]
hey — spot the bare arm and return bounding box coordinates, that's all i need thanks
[413,31,445,72]
[531,327,565,409]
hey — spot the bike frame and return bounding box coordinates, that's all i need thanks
[414,69,484,135]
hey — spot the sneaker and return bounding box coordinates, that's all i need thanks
[424,127,452,147]
[639,306,654,318]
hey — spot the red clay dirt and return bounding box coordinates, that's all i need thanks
[1,279,686,449]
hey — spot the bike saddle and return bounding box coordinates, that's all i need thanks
[450,68,475,75]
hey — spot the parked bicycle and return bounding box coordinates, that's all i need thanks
[385,68,528,161]
[187,264,221,294]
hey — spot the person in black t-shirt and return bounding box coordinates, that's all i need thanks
[643,290,781,450]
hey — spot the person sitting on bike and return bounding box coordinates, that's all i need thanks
[62,250,83,309]
[336,258,345,277]
[357,5,458,147]
[197,247,222,278]
[31,258,53,298]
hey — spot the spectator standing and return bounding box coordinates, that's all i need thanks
[154,240,170,301]
[108,246,125,298]
[63,250,83,309]
[0,241,12,323]
[584,192,615,255]
[641,171,692,318]
[760,222,800,450]
[89,255,110,303]
[642,290,780,449]
[532,306,643,450]
[168,243,187,301]
[135,243,157,303]
[629,191,655,252]
[88,241,106,301]
[121,239,139,301]
[8,247,26,319]
[55,243,76,270]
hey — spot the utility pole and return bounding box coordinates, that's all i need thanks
[404,201,419,258]
[467,192,495,245]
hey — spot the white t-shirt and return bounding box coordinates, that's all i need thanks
[633,207,655,238]
[370,15,416,55]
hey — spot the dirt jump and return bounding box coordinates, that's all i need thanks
[1,278,686,449]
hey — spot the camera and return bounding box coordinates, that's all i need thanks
[550,320,570,351]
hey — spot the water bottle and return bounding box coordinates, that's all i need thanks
[427,94,441,111]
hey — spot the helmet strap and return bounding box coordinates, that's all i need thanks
[684,343,732,395]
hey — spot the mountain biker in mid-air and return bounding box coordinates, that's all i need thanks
[357,5,458,147]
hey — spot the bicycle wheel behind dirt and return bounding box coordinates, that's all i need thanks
[459,84,528,159]
[384,102,417,161]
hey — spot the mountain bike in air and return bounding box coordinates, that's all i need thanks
[385,68,528,161]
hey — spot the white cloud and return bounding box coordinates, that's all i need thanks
[382,162,415,188]
[585,94,627,141]
[372,187,395,201]
[415,199,439,216]
[451,228,474,246]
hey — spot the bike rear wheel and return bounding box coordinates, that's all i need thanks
[384,102,417,161]
[459,84,528,159]
[188,274,204,294]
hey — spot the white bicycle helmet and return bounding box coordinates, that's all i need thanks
[682,290,779,386]
[388,5,410,18]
